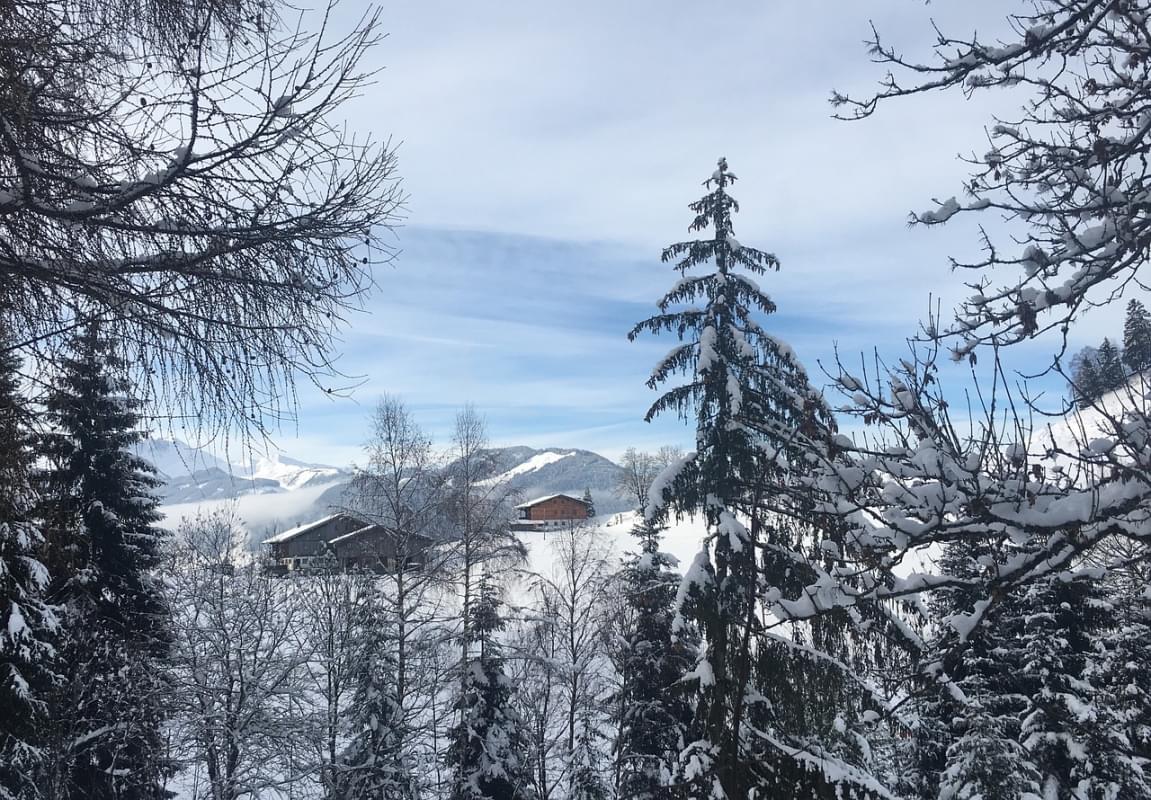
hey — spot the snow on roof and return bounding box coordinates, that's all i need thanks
[262,513,345,545]
[327,524,381,546]
[328,524,436,547]
[514,493,588,510]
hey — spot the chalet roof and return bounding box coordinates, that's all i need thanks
[328,524,437,548]
[514,493,589,510]
[262,513,353,545]
[328,523,384,546]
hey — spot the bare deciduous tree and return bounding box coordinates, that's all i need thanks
[343,396,455,796]
[832,1,1151,362]
[167,510,317,800]
[526,523,618,800]
[443,406,523,663]
[1,0,403,436]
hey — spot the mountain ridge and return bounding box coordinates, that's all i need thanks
[156,442,632,543]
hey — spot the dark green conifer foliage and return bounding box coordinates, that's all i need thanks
[630,159,846,799]
[1101,591,1151,771]
[615,518,696,800]
[332,584,413,800]
[37,326,172,800]
[447,577,533,800]
[1017,571,1150,799]
[1123,299,1151,375]
[1096,337,1126,392]
[1070,347,1103,407]
[900,538,1000,799]
[929,543,1041,800]
[582,487,596,518]
[0,334,57,800]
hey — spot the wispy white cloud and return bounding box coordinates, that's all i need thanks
[248,1,1121,465]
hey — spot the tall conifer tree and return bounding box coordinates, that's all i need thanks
[333,582,413,800]
[37,326,172,800]
[1123,299,1151,375]
[1070,347,1104,407]
[447,577,533,800]
[629,159,851,798]
[615,518,695,800]
[1096,338,1126,392]
[926,542,1041,800]
[0,332,57,800]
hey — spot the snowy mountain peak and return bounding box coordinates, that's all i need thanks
[238,451,345,491]
[140,438,348,503]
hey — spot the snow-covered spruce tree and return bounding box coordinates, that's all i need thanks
[1100,589,1151,771]
[1124,300,1151,375]
[36,326,172,799]
[1016,569,1150,799]
[922,540,1042,800]
[332,577,414,800]
[0,330,57,800]
[447,577,533,800]
[895,538,983,800]
[582,488,596,517]
[629,159,864,799]
[614,517,696,800]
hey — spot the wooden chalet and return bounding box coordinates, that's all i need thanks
[513,493,592,530]
[263,512,433,573]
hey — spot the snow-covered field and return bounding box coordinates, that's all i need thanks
[517,510,705,590]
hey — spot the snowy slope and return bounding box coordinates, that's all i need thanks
[1039,375,1148,466]
[481,450,573,485]
[515,510,708,605]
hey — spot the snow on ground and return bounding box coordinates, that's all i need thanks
[511,509,708,603]
[1039,374,1148,467]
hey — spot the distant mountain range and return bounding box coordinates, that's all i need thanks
[137,438,349,505]
[149,439,633,542]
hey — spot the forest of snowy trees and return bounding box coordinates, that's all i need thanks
[5,0,1151,799]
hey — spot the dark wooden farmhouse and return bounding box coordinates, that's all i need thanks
[263,512,433,573]
[514,494,592,529]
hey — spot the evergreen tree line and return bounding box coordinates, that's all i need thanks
[0,325,172,800]
[1069,298,1151,406]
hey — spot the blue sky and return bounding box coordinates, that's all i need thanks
[253,1,1128,467]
